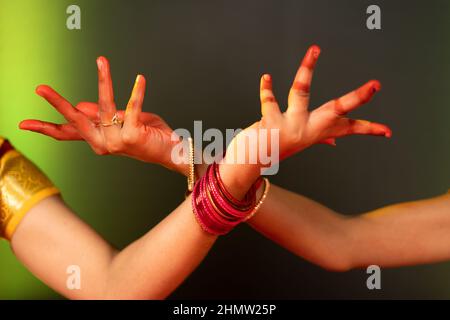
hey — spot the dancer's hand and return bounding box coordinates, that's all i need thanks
[220,45,392,197]
[19,57,188,175]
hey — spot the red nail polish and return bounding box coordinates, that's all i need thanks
[372,80,382,92]
[310,45,321,59]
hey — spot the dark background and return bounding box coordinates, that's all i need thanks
[0,0,449,299]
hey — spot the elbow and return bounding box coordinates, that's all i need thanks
[99,292,167,300]
[98,281,170,300]
[306,242,355,272]
[319,257,353,273]
[91,286,168,300]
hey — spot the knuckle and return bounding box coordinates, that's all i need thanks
[105,141,122,154]
[289,132,303,145]
[260,96,276,104]
[293,90,310,99]
[333,99,346,116]
[94,147,109,156]
[291,82,311,97]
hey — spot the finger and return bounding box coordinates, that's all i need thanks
[322,80,381,116]
[35,85,97,139]
[260,74,281,117]
[36,85,85,124]
[19,120,82,140]
[124,75,146,127]
[96,56,117,121]
[330,118,392,138]
[319,138,336,146]
[76,102,99,120]
[287,45,321,114]
[96,56,123,152]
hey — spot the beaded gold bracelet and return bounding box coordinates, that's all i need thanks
[245,178,270,221]
[186,137,195,193]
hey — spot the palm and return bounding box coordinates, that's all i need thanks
[77,102,175,159]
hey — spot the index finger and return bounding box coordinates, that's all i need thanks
[36,85,84,124]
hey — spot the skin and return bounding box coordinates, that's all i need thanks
[20,45,449,279]
[7,57,239,299]
[20,47,391,180]
[219,45,390,197]
[248,185,450,271]
[11,195,216,299]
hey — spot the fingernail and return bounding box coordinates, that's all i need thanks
[135,74,143,85]
[263,74,271,81]
[35,85,43,95]
[311,45,321,59]
[372,80,382,92]
[96,57,103,70]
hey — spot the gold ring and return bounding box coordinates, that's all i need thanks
[97,113,123,127]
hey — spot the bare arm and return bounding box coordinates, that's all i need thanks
[11,194,214,299]
[23,48,445,276]
[0,138,215,300]
[248,186,450,271]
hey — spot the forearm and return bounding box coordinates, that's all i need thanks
[2,138,215,299]
[248,185,450,271]
[247,184,353,271]
[103,196,216,299]
[347,191,450,268]
[11,195,215,299]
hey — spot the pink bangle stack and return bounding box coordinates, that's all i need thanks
[191,162,262,235]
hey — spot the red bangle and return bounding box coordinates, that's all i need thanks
[191,163,262,235]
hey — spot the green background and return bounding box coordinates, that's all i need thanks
[0,0,449,299]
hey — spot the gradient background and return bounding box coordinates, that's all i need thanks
[0,0,449,299]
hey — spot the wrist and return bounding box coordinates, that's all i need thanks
[218,162,261,200]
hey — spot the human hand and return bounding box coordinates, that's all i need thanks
[19,57,188,175]
[220,45,391,197]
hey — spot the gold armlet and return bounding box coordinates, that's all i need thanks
[0,147,59,240]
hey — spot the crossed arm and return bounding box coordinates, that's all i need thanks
[13,166,449,301]
[10,193,216,299]
[17,45,450,299]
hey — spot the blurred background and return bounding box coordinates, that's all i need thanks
[0,0,449,299]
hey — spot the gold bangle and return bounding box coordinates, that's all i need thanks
[0,148,60,240]
[245,178,270,221]
[187,137,195,192]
